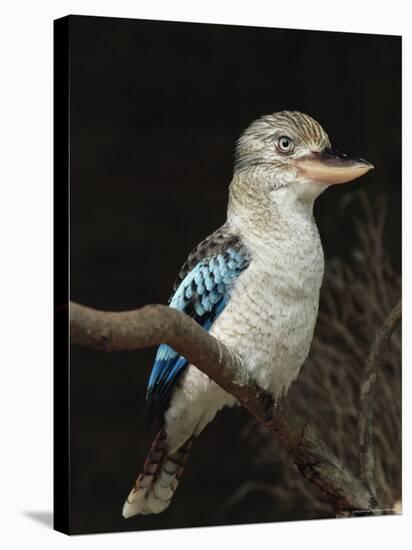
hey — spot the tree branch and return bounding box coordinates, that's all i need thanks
[70,301,377,514]
[358,299,402,494]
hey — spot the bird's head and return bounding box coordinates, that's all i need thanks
[234,111,373,203]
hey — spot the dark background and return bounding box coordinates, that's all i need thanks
[67,15,401,534]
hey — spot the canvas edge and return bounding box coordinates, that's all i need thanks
[53,14,70,536]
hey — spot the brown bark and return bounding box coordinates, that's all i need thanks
[69,300,381,515]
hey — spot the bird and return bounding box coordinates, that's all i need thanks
[122,110,373,518]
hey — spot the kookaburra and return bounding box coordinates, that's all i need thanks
[122,111,373,518]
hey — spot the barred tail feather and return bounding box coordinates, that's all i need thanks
[122,430,195,518]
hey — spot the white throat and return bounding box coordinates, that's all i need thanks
[227,173,327,252]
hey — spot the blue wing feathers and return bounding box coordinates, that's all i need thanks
[144,233,250,430]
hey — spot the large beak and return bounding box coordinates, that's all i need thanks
[296,147,374,185]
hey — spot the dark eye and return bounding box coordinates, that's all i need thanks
[277,136,294,153]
